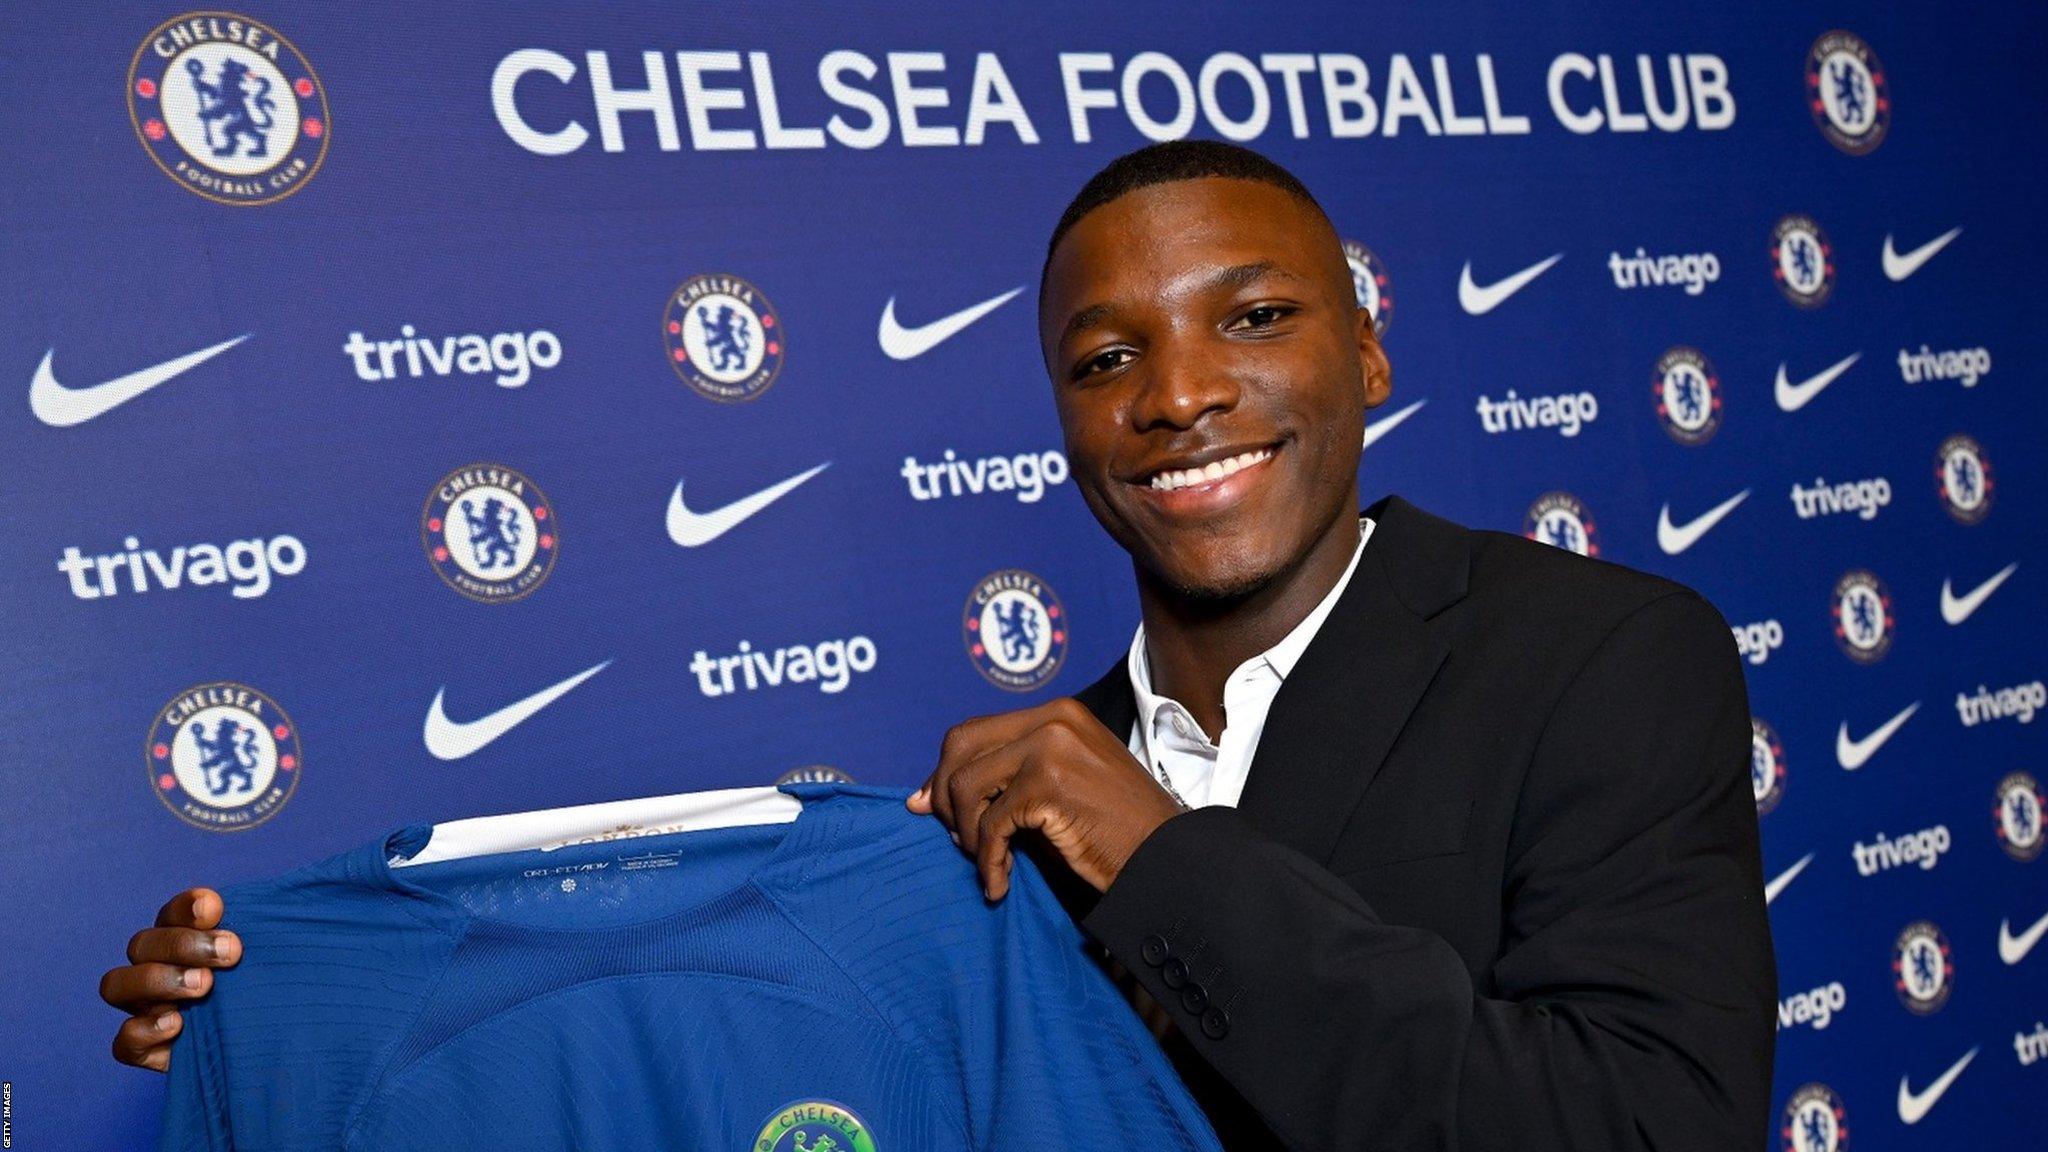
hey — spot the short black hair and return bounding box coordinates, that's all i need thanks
[1042,140,1332,284]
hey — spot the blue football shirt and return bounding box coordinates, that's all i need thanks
[157,782,1218,1151]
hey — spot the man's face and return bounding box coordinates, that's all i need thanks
[1040,177,1391,600]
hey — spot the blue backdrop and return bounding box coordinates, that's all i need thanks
[4,3,2043,1149]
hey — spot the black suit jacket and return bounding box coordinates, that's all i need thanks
[1069,494,1777,1152]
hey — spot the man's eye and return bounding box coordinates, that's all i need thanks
[1075,348,1133,379]
[1230,305,1295,331]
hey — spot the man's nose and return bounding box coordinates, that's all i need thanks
[1129,342,1241,431]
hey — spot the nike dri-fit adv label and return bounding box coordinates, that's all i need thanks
[155,784,1221,1151]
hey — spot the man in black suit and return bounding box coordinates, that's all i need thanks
[104,141,1774,1150]
[907,141,1776,1150]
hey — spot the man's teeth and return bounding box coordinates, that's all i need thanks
[1148,447,1274,491]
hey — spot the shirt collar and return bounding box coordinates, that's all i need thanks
[1127,515,1374,716]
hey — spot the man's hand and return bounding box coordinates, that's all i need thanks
[909,697,1186,900]
[98,888,241,1072]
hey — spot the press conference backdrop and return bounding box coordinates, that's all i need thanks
[5,2,2045,1147]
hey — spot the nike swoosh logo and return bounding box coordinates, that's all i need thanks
[1897,1047,1977,1125]
[28,336,249,427]
[1941,561,2018,625]
[1361,399,1427,450]
[878,287,1024,360]
[1882,226,1962,282]
[2000,909,2048,965]
[1765,852,1814,905]
[1773,351,1861,413]
[1656,489,1750,555]
[1457,254,1563,316]
[666,462,829,548]
[1837,701,1920,770]
[424,660,611,761]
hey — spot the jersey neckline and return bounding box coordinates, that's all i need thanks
[352,781,904,937]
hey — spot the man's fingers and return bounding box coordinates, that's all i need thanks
[155,888,222,931]
[915,701,1077,820]
[112,1010,180,1072]
[100,962,213,1012]
[127,926,241,967]
[945,752,1009,855]
[975,788,1027,900]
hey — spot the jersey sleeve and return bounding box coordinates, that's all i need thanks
[157,997,231,1152]
[780,802,1220,1151]
[977,849,1220,1151]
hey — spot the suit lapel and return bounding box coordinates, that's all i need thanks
[1072,496,1469,865]
[1236,539,1447,862]
[1074,651,1137,741]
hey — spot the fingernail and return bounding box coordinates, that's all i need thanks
[155,1012,175,1033]
[181,967,204,989]
[948,830,959,846]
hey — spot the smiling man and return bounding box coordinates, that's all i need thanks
[102,141,1774,1151]
[906,141,1777,1150]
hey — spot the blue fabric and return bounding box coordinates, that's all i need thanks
[158,783,1217,1151]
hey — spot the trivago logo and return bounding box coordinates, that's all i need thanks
[1851,824,1951,876]
[1777,981,1846,1032]
[58,532,306,600]
[689,635,879,696]
[1731,619,1783,666]
[1790,476,1891,521]
[1956,680,2045,727]
[1607,248,1719,295]
[900,448,1070,503]
[344,326,562,388]
[1898,344,1992,388]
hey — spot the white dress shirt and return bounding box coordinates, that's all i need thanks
[1125,516,1374,810]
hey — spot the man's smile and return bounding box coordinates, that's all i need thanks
[1128,439,1284,514]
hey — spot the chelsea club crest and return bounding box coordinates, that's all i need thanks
[752,1099,877,1152]
[1994,772,2044,863]
[1780,1083,1848,1152]
[421,463,558,602]
[1653,347,1722,446]
[1523,492,1598,558]
[128,12,330,206]
[1830,570,1893,664]
[1807,31,1889,156]
[1770,215,1834,309]
[1750,717,1787,817]
[1934,434,1993,525]
[666,274,785,402]
[1891,920,1953,1014]
[1342,239,1394,337]
[964,569,1068,692]
[148,682,301,831]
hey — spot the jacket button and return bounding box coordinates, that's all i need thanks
[1161,957,1188,989]
[1201,1006,1231,1040]
[1179,982,1209,1013]
[1140,935,1170,966]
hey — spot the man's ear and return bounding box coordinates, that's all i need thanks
[1357,308,1393,410]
